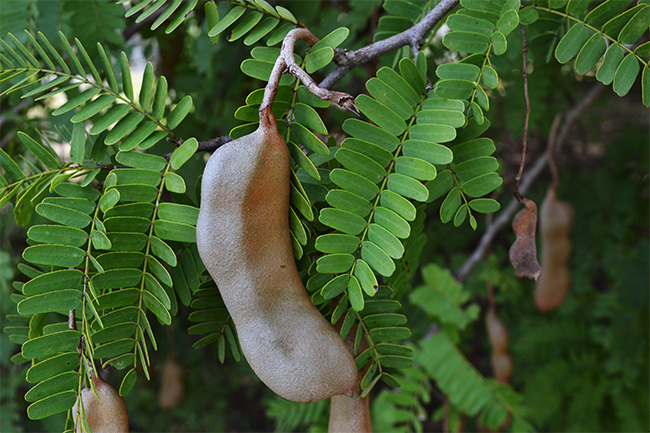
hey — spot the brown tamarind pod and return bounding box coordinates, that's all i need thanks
[73,373,129,433]
[490,351,513,384]
[535,186,574,312]
[485,306,512,384]
[196,107,357,402]
[509,198,542,280]
[158,352,185,409]
[486,307,509,354]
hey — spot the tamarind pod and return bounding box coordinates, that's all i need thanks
[535,266,571,313]
[490,351,513,384]
[158,353,185,409]
[196,108,357,402]
[328,392,372,433]
[539,187,573,236]
[535,187,573,313]
[486,308,509,354]
[508,198,542,281]
[73,374,129,433]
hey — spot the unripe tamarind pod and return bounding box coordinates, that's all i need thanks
[196,107,358,402]
[329,392,372,433]
[72,374,129,433]
[158,352,185,409]
[535,186,574,313]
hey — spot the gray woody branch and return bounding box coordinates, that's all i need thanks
[320,0,460,89]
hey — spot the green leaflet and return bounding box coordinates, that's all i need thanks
[22,330,81,359]
[316,254,355,274]
[26,352,79,384]
[315,234,360,254]
[27,225,87,247]
[613,53,640,97]
[27,391,77,420]
[17,133,59,169]
[154,220,196,243]
[556,23,592,64]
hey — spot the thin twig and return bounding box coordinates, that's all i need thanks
[514,25,530,202]
[454,83,605,282]
[320,0,460,88]
[261,28,358,115]
[197,135,232,153]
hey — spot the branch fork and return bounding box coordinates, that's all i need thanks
[260,28,359,116]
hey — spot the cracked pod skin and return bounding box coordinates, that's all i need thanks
[196,109,357,402]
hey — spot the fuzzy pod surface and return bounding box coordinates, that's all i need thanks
[196,109,357,402]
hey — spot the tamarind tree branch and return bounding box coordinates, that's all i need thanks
[197,135,232,153]
[320,0,460,88]
[261,28,359,115]
[454,83,605,282]
[198,2,460,152]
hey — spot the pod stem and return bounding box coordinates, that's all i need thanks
[513,24,530,204]
[260,28,359,118]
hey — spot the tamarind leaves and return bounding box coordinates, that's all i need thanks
[409,264,480,331]
[533,1,650,103]
[314,55,502,326]
[373,367,432,433]
[121,0,198,34]
[0,33,196,174]
[418,332,534,431]
[410,264,533,430]
[0,74,200,420]
[202,0,299,45]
